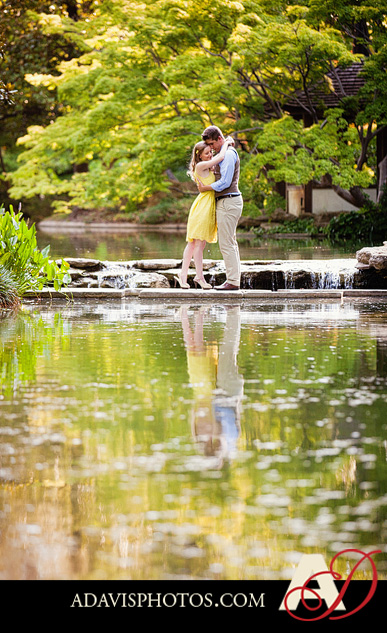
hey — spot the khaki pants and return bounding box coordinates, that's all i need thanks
[216,196,243,286]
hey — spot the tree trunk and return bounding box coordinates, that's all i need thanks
[64,1,79,20]
[377,155,387,202]
[332,185,368,209]
[0,147,6,174]
[321,174,368,209]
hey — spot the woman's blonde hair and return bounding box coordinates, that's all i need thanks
[187,141,208,181]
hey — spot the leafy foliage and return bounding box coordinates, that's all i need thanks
[0,1,93,137]
[3,0,387,215]
[0,263,20,309]
[326,185,387,243]
[254,216,325,237]
[0,204,71,295]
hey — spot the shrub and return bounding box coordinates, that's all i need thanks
[0,264,20,310]
[253,216,324,237]
[326,186,387,244]
[242,201,262,219]
[137,197,190,224]
[0,204,71,298]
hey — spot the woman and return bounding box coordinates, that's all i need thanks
[175,136,233,289]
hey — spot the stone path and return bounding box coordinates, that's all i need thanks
[24,287,387,301]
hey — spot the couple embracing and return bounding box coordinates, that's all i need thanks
[175,125,243,291]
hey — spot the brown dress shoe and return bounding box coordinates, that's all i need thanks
[214,282,240,290]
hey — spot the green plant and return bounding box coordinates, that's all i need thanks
[253,216,324,237]
[326,186,387,243]
[242,201,263,219]
[137,197,190,224]
[0,204,71,296]
[0,264,20,310]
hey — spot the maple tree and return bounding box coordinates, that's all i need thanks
[2,0,386,215]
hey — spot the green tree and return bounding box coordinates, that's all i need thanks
[0,0,96,211]
[6,0,387,215]
[8,0,243,212]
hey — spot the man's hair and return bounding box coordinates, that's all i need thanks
[202,125,224,141]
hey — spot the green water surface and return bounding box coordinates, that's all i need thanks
[0,298,386,581]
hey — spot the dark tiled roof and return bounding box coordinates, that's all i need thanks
[284,63,365,115]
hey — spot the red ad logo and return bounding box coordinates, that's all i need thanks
[280,549,381,621]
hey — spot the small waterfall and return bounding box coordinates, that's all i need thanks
[315,269,355,290]
[96,263,137,289]
[97,259,357,291]
[283,269,295,289]
[281,259,357,290]
[66,257,361,291]
[271,270,282,291]
[92,261,171,289]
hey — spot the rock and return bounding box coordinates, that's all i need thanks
[370,254,387,271]
[132,259,182,270]
[60,257,387,291]
[67,267,85,280]
[356,247,377,265]
[133,272,170,288]
[356,243,387,270]
[131,259,217,271]
[352,267,387,289]
[97,271,170,289]
[355,262,370,270]
[242,260,282,266]
[63,257,104,271]
[71,277,99,288]
[241,269,279,290]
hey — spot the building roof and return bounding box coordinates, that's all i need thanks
[284,62,366,117]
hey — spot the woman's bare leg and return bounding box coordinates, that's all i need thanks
[193,240,206,280]
[181,241,195,283]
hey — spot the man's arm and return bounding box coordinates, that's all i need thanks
[196,148,237,193]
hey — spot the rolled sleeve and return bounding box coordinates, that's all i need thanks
[211,148,237,192]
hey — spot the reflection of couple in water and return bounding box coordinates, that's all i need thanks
[180,304,244,468]
[175,125,243,291]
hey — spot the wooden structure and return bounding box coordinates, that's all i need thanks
[278,63,386,214]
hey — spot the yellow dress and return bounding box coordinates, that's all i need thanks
[186,169,217,243]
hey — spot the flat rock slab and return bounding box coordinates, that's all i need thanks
[129,259,182,270]
[61,257,104,270]
[23,287,387,301]
[138,288,245,299]
[24,288,138,299]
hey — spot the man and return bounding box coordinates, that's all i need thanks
[197,125,243,291]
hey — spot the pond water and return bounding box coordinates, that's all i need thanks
[36,228,359,262]
[1,297,386,581]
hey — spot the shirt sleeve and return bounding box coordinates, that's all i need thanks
[211,148,237,192]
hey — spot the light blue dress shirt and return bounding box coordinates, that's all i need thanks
[211,147,240,194]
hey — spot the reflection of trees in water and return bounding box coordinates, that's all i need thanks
[37,229,354,262]
[357,306,387,377]
[37,230,191,260]
[1,301,387,580]
[368,324,387,377]
[0,310,70,397]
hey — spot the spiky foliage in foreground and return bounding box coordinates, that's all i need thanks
[0,205,71,311]
[0,264,20,310]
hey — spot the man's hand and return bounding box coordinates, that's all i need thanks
[197,180,212,193]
